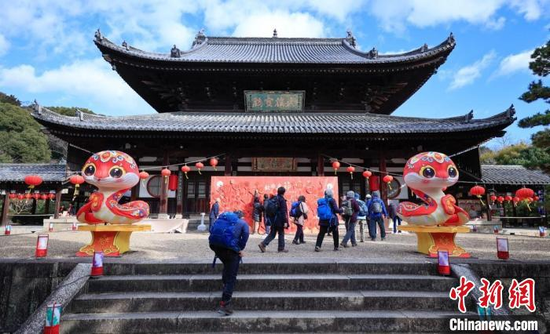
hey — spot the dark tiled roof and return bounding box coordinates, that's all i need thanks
[32,105,515,135]
[0,164,67,183]
[94,30,456,64]
[481,165,550,185]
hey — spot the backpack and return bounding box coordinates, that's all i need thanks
[265,197,279,219]
[357,199,368,217]
[342,199,354,216]
[209,212,240,251]
[370,199,383,214]
[317,197,333,221]
[289,201,302,218]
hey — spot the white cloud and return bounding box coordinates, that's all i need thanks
[449,51,497,90]
[232,10,326,37]
[0,34,9,56]
[493,50,534,77]
[0,59,152,115]
[368,0,548,33]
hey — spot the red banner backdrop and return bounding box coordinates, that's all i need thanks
[210,176,339,233]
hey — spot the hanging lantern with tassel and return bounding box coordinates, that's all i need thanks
[516,187,535,211]
[513,196,520,206]
[497,196,504,205]
[490,194,497,204]
[362,170,372,179]
[469,185,486,205]
[70,175,85,199]
[504,195,512,203]
[24,175,43,190]
[195,162,204,175]
[181,165,191,179]
[209,158,219,171]
[346,166,355,179]
[161,168,171,185]
[332,161,340,175]
[139,170,149,180]
[383,175,394,190]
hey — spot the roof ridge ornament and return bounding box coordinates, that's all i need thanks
[94,29,103,42]
[447,32,455,45]
[507,104,516,118]
[273,29,278,38]
[122,40,129,50]
[170,44,181,58]
[192,29,206,48]
[465,110,474,123]
[421,43,428,53]
[368,47,378,59]
[346,30,356,48]
[32,100,42,115]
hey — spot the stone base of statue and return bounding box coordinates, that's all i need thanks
[76,224,151,257]
[398,225,470,258]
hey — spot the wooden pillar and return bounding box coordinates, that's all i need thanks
[159,151,169,215]
[54,190,62,219]
[317,154,325,176]
[485,192,492,222]
[1,193,9,227]
[31,199,37,214]
[131,184,138,201]
[379,151,388,204]
[45,199,51,215]
[224,155,232,176]
[176,170,184,215]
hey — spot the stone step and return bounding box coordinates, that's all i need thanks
[104,262,439,276]
[69,290,456,314]
[87,274,456,293]
[61,310,474,333]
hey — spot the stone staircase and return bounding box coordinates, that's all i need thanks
[61,262,473,333]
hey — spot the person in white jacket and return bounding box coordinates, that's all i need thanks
[292,195,309,244]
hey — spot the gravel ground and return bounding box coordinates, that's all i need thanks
[1,226,549,262]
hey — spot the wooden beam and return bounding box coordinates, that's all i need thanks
[224,155,232,176]
[317,154,324,176]
[159,151,169,215]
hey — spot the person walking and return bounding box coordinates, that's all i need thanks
[388,200,402,234]
[364,194,372,240]
[258,187,289,253]
[354,193,368,243]
[291,195,309,245]
[208,198,220,232]
[209,211,250,316]
[315,189,343,252]
[340,191,360,248]
[252,194,262,235]
[262,194,271,237]
[367,191,388,241]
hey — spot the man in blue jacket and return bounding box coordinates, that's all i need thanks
[209,211,250,316]
[366,191,388,241]
[258,187,289,253]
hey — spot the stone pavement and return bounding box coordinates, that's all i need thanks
[1,226,549,262]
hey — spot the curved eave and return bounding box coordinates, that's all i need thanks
[31,106,515,140]
[94,35,455,68]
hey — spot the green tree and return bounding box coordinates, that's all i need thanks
[0,102,51,163]
[518,42,550,172]
[0,92,21,106]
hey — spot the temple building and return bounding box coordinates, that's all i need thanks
[27,30,519,217]
[6,30,531,221]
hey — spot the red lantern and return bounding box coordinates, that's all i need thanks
[490,195,497,203]
[24,175,43,189]
[181,165,191,179]
[139,171,149,179]
[383,175,394,190]
[17,194,24,200]
[195,162,204,175]
[516,187,534,200]
[513,196,520,206]
[470,185,486,205]
[332,161,340,175]
[533,196,540,201]
[25,193,32,200]
[168,174,178,191]
[504,195,512,202]
[32,192,40,200]
[48,193,55,200]
[8,193,16,199]
[346,166,355,179]
[161,168,171,185]
[362,170,372,179]
[70,175,85,185]
[497,196,504,204]
[209,158,218,171]
[40,194,48,200]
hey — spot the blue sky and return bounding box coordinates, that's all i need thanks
[0,0,549,148]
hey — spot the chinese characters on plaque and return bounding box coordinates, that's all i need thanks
[245,91,305,112]
[252,158,297,172]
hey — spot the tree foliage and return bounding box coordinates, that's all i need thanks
[0,102,51,163]
[0,92,21,107]
[480,142,550,172]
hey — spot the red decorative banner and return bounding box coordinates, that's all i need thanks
[210,176,338,233]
